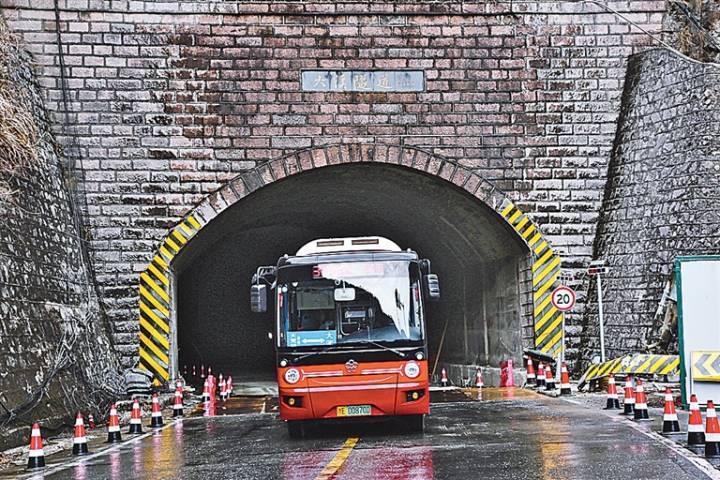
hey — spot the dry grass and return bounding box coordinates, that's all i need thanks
[0,17,41,203]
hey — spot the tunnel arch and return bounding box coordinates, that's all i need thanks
[135,144,564,384]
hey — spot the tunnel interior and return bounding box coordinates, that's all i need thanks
[174,163,531,380]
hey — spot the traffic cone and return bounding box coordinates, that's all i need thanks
[440,368,448,387]
[536,362,546,389]
[173,380,184,418]
[504,359,515,387]
[545,365,556,391]
[150,393,163,428]
[706,400,720,458]
[226,376,233,398]
[475,367,484,388]
[128,398,143,434]
[622,376,635,415]
[559,362,571,396]
[687,394,705,446]
[201,378,211,404]
[183,364,188,376]
[220,378,227,401]
[88,413,95,430]
[26,423,45,470]
[106,403,122,443]
[525,358,536,387]
[208,374,216,399]
[604,374,620,409]
[661,388,680,434]
[72,412,89,455]
[201,364,205,379]
[192,365,196,378]
[633,379,650,421]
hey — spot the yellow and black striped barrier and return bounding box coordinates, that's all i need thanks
[579,354,680,387]
[137,214,202,385]
[500,201,564,357]
[691,351,720,382]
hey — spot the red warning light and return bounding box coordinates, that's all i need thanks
[312,266,323,279]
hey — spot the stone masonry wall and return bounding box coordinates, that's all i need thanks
[0,0,667,366]
[0,16,121,449]
[580,48,720,364]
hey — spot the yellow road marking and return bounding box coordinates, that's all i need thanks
[315,437,359,480]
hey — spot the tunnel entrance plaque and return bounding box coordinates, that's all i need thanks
[301,70,424,92]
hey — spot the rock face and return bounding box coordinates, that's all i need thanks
[580,48,720,365]
[0,17,121,450]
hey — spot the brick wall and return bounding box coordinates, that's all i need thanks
[0,0,667,365]
[0,15,121,449]
[580,48,720,363]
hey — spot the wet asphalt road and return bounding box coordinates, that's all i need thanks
[19,389,715,480]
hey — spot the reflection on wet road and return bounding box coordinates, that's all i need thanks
[28,388,711,480]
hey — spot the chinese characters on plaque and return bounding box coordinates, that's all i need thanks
[301,70,424,92]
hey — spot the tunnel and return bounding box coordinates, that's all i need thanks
[173,163,532,381]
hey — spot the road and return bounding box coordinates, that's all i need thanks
[16,388,716,480]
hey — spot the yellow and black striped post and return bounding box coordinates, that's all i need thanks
[137,214,202,385]
[500,201,564,356]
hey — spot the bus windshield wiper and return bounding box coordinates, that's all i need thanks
[292,346,336,363]
[364,340,406,358]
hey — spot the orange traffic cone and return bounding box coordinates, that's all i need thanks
[226,376,233,398]
[536,362,546,389]
[200,363,205,379]
[26,423,45,470]
[705,400,720,457]
[525,358,536,387]
[192,365,196,378]
[622,376,635,415]
[661,388,680,434]
[475,367,484,388]
[201,378,211,404]
[208,374,216,399]
[150,393,163,428]
[604,374,620,409]
[173,380,184,418]
[440,368,448,387]
[544,364,556,391]
[633,379,650,421]
[128,398,143,434]
[72,412,89,455]
[220,378,227,401]
[559,362,571,396]
[688,394,705,446]
[106,403,122,443]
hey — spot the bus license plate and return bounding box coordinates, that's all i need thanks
[336,405,371,417]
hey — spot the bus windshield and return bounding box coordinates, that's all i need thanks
[277,260,424,348]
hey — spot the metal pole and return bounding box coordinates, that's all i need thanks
[597,273,606,363]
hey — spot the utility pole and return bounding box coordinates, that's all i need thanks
[588,260,608,363]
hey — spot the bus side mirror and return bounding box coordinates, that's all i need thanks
[424,274,440,301]
[250,284,267,313]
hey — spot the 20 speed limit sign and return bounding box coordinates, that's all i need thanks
[551,286,576,312]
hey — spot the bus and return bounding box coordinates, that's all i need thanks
[250,236,440,438]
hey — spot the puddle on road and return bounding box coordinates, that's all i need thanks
[431,387,542,403]
[188,395,278,417]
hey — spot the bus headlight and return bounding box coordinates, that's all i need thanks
[404,361,420,379]
[284,368,301,384]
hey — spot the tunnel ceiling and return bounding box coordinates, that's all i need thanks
[175,163,530,375]
[174,163,528,272]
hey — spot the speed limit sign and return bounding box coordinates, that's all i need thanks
[551,285,576,312]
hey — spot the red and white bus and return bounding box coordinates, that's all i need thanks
[251,237,440,438]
